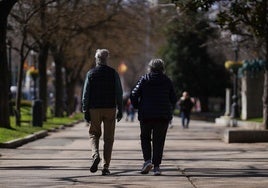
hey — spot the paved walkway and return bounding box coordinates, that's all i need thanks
[1,117,268,188]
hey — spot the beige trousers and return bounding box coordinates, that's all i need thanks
[88,108,116,169]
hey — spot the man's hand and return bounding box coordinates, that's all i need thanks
[84,111,90,123]
[116,110,123,122]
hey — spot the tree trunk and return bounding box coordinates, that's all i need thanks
[0,13,11,128]
[199,96,209,112]
[38,43,49,121]
[15,53,26,126]
[38,0,49,121]
[55,58,64,117]
[263,32,268,129]
[0,0,17,128]
[51,46,64,117]
[262,0,268,129]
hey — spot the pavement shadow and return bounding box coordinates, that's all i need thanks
[181,167,268,178]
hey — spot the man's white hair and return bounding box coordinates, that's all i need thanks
[95,49,109,65]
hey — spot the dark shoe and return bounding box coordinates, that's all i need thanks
[90,156,101,173]
[141,160,153,174]
[102,168,110,176]
[153,166,161,176]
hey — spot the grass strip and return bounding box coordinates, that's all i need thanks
[0,112,83,143]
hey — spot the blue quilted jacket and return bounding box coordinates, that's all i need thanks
[130,72,177,121]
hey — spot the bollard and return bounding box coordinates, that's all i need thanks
[32,99,43,127]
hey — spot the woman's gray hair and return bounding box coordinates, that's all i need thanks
[95,49,109,65]
[148,59,165,73]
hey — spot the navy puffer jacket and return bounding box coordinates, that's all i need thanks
[130,72,177,121]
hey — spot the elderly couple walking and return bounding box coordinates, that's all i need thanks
[82,49,177,176]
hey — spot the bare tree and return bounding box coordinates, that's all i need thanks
[48,0,151,116]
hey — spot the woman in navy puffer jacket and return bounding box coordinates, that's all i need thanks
[130,59,177,176]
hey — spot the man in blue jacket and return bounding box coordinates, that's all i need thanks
[82,49,123,175]
[130,59,177,176]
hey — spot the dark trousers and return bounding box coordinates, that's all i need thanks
[140,119,169,167]
[181,111,190,128]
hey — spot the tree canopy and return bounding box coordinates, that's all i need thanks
[172,0,268,127]
[160,11,230,111]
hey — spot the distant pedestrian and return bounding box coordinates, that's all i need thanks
[130,58,177,176]
[178,91,194,128]
[82,49,123,175]
[125,98,135,122]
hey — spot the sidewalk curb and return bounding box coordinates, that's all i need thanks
[0,120,83,149]
[0,130,48,148]
[224,129,268,143]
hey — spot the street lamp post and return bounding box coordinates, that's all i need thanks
[231,65,239,118]
[7,39,13,116]
[30,50,43,127]
[30,50,38,100]
[230,34,241,125]
[7,39,12,87]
